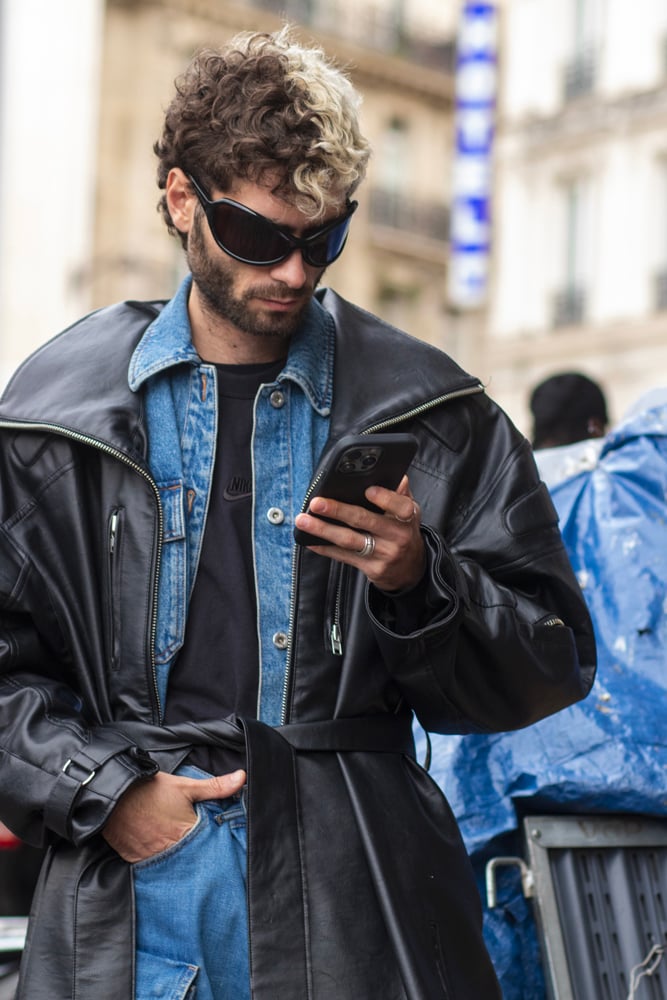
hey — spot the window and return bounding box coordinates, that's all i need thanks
[369,116,449,244]
[553,177,591,327]
[563,0,601,101]
[378,117,410,195]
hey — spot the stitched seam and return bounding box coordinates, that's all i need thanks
[291,750,313,999]
[0,675,88,741]
[2,458,78,530]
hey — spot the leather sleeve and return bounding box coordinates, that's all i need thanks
[366,407,597,735]
[0,609,158,848]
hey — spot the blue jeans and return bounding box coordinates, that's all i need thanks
[132,767,250,1000]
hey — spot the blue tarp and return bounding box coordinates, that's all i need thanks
[416,394,667,998]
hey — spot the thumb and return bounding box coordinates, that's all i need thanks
[188,769,247,802]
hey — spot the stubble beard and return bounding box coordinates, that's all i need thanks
[187,212,320,340]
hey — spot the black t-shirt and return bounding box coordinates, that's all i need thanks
[164,358,284,772]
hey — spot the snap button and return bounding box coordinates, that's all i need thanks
[267,507,285,525]
[272,631,289,650]
[269,390,285,409]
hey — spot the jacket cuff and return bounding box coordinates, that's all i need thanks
[44,730,158,843]
[366,526,460,637]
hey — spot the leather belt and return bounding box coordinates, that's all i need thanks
[55,713,415,998]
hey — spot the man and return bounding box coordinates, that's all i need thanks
[529,371,610,488]
[529,371,609,451]
[0,28,595,1000]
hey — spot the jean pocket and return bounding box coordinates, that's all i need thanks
[132,803,206,872]
[135,950,198,1000]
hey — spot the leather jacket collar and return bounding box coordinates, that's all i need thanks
[0,289,483,460]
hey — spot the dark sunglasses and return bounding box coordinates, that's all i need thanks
[187,173,357,268]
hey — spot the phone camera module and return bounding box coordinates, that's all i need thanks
[337,446,381,475]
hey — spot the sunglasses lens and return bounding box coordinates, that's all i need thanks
[303,217,352,267]
[210,202,288,264]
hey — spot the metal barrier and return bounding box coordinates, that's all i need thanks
[486,815,667,1000]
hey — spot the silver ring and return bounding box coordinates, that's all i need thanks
[357,534,375,557]
[394,503,417,525]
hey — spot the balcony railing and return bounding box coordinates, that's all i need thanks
[552,286,587,328]
[369,188,449,244]
[563,51,597,102]
[241,0,454,69]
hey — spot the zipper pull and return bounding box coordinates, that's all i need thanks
[330,623,343,656]
[109,510,119,553]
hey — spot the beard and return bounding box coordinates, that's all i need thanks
[186,211,320,339]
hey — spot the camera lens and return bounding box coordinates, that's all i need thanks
[361,455,377,470]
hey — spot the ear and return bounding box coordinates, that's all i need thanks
[586,417,606,439]
[166,168,197,235]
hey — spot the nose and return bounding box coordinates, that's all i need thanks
[267,249,309,289]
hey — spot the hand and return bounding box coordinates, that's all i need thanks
[102,768,246,863]
[293,476,424,592]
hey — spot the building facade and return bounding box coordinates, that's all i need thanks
[0,0,457,385]
[487,0,667,431]
[4,1,665,434]
[0,0,105,384]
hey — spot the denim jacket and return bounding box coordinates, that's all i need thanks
[128,276,334,725]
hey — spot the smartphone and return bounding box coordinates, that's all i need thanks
[293,432,419,546]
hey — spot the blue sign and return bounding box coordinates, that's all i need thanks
[448,1,497,310]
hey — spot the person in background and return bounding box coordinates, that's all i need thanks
[529,371,609,449]
[529,371,609,488]
[0,27,595,1000]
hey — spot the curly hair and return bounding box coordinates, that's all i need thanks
[154,26,371,242]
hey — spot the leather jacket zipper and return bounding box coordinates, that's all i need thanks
[279,382,484,724]
[0,418,164,721]
[107,507,123,671]
[325,560,346,656]
[329,563,346,656]
[330,622,343,657]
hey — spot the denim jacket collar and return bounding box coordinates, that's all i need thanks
[128,275,334,416]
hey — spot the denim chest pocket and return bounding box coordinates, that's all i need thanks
[154,479,187,666]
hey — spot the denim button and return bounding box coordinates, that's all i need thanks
[269,390,285,408]
[267,507,285,525]
[272,631,288,649]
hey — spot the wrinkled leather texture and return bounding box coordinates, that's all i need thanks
[0,290,596,998]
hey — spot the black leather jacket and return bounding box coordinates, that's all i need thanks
[0,289,595,999]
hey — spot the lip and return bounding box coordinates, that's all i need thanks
[258,297,301,311]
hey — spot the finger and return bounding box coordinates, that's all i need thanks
[299,497,379,536]
[295,513,380,558]
[188,769,246,802]
[365,485,420,525]
[395,475,411,497]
